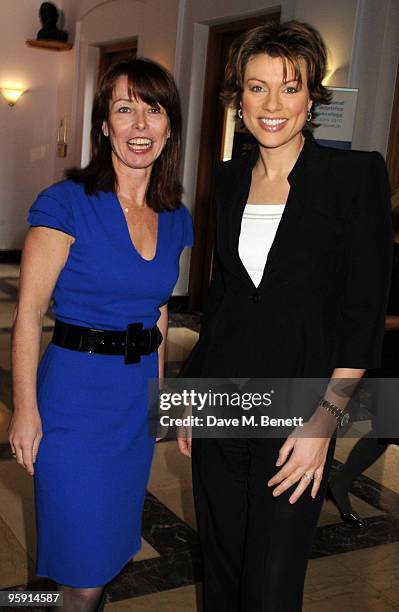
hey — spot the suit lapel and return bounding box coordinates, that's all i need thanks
[226,131,328,291]
[227,148,258,288]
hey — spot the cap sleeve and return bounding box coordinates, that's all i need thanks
[27,182,75,237]
[180,204,194,249]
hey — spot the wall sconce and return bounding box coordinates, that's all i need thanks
[1,87,26,107]
[322,70,333,86]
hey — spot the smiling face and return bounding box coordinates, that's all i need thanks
[102,75,171,173]
[241,53,312,151]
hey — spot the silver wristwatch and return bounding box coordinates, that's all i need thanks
[318,398,350,428]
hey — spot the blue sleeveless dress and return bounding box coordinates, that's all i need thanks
[28,180,193,587]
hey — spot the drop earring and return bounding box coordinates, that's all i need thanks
[238,108,243,119]
[306,110,312,122]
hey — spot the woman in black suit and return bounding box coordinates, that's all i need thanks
[180,20,393,612]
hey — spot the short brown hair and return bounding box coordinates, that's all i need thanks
[67,58,182,212]
[220,20,332,125]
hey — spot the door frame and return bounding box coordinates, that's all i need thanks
[97,38,138,82]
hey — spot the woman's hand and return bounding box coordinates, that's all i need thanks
[177,401,193,457]
[177,426,192,457]
[267,433,329,503]
[267,410,337,503]
[8,409,42,476]
[269,369,365,503]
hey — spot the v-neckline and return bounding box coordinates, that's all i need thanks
[231,138,309,292]
[237,184,292,291]
[112,194,161,263]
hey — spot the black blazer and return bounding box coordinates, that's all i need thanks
[183,131,393,379]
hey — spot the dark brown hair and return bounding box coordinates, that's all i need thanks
[220,20,332,126]
[67,58,182,212]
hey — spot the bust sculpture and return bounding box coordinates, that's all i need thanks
[37,2,68,43]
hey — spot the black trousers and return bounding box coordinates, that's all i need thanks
[192,437,336,612]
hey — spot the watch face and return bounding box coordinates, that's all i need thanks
[340,413,350,427]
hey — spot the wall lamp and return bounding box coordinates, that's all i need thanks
[1,87,26,107]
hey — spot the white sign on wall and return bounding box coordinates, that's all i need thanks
[313,87,358,149]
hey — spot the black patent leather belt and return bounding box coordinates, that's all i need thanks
[52,319,163,364]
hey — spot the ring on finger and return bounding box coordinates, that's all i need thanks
[302,472,314,482]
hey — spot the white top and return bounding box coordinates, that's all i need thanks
[238,204,285,288]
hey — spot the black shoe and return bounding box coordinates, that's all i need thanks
[326,483,366,527]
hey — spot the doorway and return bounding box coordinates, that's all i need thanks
[97,39,138,82]
[80,39,138,167]
[188,12,281,311]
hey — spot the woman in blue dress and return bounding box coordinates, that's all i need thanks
[9,58,193,611]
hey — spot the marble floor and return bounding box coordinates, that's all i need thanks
[1,264,399,610]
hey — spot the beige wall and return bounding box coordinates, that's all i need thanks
[349,0,399,152]
[295,0,358,87]
[2,0,399,297]
[0,0,180,250]
[0,0,60,249]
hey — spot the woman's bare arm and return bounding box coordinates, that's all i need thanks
[9,227,73,475]
[268,367,365,503]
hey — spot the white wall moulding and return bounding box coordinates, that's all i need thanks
[78,0,147,22]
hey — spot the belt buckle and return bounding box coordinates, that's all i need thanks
[125,323,144,364]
